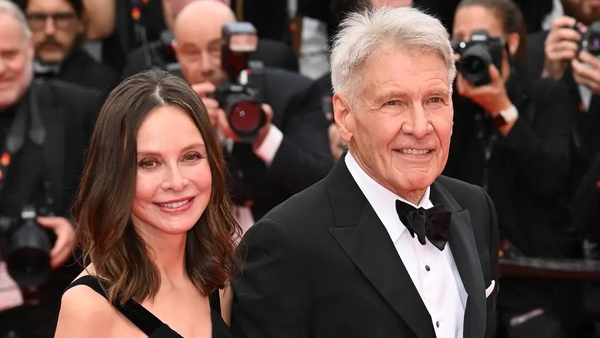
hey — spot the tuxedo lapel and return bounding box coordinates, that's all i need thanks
[326,157,436,338]
[431,180,486,338]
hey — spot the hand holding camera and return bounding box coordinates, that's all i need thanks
[543,16,600,91]
[192,81,274,148]
[36,216,75,270]
[453,30,513,116]
[192,22,274,147]
[456,64,512,117]
[543,16,582,79]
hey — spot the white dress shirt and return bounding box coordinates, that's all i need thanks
[345,152,467,338]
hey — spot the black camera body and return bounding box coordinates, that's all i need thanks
[576,21,600,57]
[0,205,53,289]
[452,30,504,87]
[212,22,266,144]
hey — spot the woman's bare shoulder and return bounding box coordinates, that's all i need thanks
[54,266,118,337]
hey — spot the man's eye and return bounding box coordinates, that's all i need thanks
[385,100,400,106]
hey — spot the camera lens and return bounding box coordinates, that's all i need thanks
[229,101,263,134]
[587,33,600,54]
[6,222,51,288]
[458,43,493,86]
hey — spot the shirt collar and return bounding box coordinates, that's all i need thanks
[344,151,432,242]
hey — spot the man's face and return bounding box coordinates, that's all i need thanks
[335,48,453,201]
[371,0,413,7]
[174,14,228,86]
[563,0,600,25]
[0,13,34,110]
[25,0,83,64]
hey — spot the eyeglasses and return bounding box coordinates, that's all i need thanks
[26,12,77,31]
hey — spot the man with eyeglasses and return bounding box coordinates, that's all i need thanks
[18,0,120,92]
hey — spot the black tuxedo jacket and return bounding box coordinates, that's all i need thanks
[231,155,499,338]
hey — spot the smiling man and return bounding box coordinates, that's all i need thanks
[232,6,499,338]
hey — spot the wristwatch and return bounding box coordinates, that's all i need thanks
[492,105,519,128]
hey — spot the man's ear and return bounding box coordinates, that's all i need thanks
[506,32,520,57]
[333,93,354,144]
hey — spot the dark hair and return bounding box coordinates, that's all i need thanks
[75,69,242,305]
[456,0,528,67]
[15,0,84,18]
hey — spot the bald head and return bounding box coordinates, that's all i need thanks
[175,0,235,32]
[174,0,236,86]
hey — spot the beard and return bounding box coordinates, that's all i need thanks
[562,0,600,26]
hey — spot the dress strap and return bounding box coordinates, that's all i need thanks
[65,275,178,337]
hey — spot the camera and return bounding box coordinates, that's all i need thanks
[0,205,53,289]
[576,21,600,57]
[211,22,266,143]
[452,30,504,87]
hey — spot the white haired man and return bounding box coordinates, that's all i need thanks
[231,6,499,338]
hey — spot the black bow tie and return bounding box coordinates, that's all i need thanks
[395,200,451,251]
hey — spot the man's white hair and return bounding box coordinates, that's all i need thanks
[330,6,455,104]
[0,0,31,39]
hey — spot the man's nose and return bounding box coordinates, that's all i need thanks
[199,52,213,73]
[44,16,56,36]
[403,104,432,139]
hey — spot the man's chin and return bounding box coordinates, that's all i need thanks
[0,90,21,110]
[38,51,65,64]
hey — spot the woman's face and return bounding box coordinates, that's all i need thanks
[131,105,212,239]
[452,5,504,44]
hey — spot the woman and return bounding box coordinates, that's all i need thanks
[446,0,584,337]
[54,69,242,337]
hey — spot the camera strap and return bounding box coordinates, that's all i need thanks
[0,84,45,193]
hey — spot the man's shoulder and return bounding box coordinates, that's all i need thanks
[436,175,488,207]
[257,178,329,228]
[436,175,482,193]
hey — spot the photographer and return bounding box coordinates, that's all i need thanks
[122,0,298,77]
[445,0,581,336]
[528,0,600,210]
[174,0,332,230]
[0,1,100,337]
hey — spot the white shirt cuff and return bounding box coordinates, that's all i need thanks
[254,124,283,167]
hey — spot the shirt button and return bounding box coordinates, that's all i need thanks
[436,321,440,328]
[425,265,431,271]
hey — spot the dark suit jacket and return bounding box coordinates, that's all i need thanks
[122,38,298,77]
[18,79,100,303]
[231,155,499,338]
[226,68,333,220]
[52,50,122,92]
[33,79,101,218]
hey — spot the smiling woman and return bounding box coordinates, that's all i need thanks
[54,68,240,338]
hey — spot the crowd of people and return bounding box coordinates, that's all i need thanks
[0,0,599,337]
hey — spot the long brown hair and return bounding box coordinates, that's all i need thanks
[457,0,528,67]
[75,69,242,305]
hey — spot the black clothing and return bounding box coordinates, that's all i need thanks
[232,156,499,338]
[64,275,233,338]
[34,50,121,92]
[0,80,101,338]
[572,153,600,242]
[444,69,582,335]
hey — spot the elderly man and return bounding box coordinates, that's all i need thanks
[0,1,100,337]
[231,6,499,338]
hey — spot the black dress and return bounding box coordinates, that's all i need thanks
[63,275,233,337]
